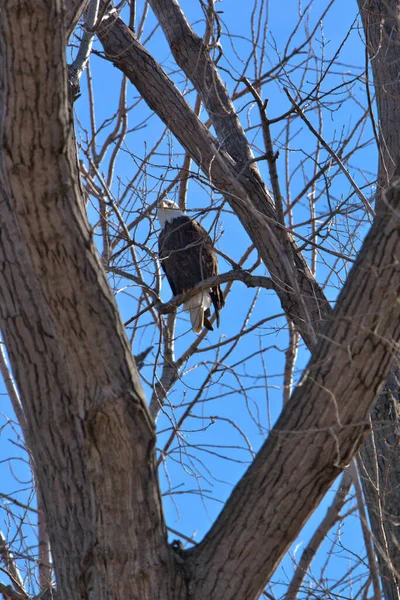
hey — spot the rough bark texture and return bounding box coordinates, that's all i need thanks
[186,173,400,599]
[358,373,400,599]
[357,3,400,597]
[65,0,89,38]
[0,1,178,598]
[358,0,400,195]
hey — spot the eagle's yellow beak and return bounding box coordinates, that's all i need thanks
[159,200,168,209]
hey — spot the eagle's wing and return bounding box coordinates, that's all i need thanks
[176,218,216,282]
[158,216,224,330]
[177,219,225,326]
[158,227,179,296]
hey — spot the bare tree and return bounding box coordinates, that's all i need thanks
[0,0,399,599]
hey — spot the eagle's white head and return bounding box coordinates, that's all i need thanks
[157,199,185,228]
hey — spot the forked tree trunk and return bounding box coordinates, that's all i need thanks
[0,0,400,598]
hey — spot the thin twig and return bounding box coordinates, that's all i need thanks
[69,0,100,85]
[284,87,375,217]
[286,470,353,600]
[0,532,25,595]
[120,268,274,326]
[349,459,382,600]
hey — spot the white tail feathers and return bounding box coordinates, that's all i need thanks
[184,292,212,334]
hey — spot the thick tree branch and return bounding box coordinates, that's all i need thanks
[0,1,175,598]
[98,7,331,349]
[357,3,400,597]
[357,0,399,193]
[68,0,100,100]
[186,172,400,599]
[65,0,90,39]
[147,0,254,167]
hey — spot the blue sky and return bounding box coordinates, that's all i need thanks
[0,0,377,596]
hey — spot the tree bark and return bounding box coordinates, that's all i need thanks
[358,0,400,195]
[0,1,177,598]
[186,171,400,599]
[357,3,400,597]
[65,0,90,39]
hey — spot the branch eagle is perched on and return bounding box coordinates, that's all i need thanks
[157,199,225,334]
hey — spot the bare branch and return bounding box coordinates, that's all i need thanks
[0,532,25,596]
[65,0,90,39]
[0,583,28,600]
[188,170,400,599]
[284,87,375,218]
[97,6,331,349]
[349,460,382,600]
[69,0,100,91]
[286,470,353,600]
[158,270,274,315]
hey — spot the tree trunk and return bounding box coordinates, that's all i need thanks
[1,1,400,598]
[0,1,177,598]
[357,2,400,597]
[186,169,400,598]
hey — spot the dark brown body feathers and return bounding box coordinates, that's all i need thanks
[158,216,224,329]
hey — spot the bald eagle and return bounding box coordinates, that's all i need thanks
[157,199,224,334]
